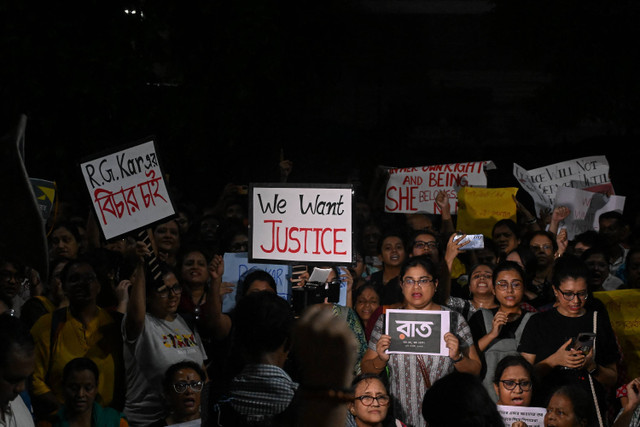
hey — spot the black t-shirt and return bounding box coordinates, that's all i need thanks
[368,270,403,306]
[468,308,530,344]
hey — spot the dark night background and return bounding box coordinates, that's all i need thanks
[2,0,639,216]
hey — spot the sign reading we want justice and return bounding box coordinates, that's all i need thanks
[80,139,175,240]
[249,184,353,264]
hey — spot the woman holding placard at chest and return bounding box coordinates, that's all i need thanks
[361,257,481,427]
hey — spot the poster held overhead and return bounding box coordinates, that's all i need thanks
[79,137,176,241]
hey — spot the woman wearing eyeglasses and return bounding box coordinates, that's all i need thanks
[518,255,620,416]
[493,355,535,407]
[468,261,535,402]
[149,361,205,427]
[347,374,406,427]
[361,257,481,427]
[123,241,207,426]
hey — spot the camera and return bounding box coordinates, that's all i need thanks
[291,280,340,316]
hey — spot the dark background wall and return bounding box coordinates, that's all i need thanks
[2,0,639,216]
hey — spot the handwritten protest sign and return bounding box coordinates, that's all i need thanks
[384,161,495,214]
[80,139,175,240]
[594,289,640,380]
[554,186,626,240]
[221,252,291,312]
[498,405,545,427]
[385,309,450,356]
[456,187,518,237]
[513,156,610,214]
[249,184,353,264]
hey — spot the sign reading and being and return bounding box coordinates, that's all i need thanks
[385,309,450,356]
[249,184,353,264]
[80,139,175,240]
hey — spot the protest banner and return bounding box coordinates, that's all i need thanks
[554,186,625,240]
[79,138,175,241]
[513,156,611,215]
[456,187,518,237]
[221,252,291,312]
[249,184,353,264]
[29,178,56,221]
[384,161,495,214]
[594,289,640,380]
[385,309,450,356]
[497,405,545,427]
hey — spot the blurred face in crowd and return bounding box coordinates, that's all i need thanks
[362,225,381,257]
[627,252,640,289]
[494,364,532,407]
[349,377,390,426]
[181,251,209,287]
[245,279,275,295]
[154,220,180,253]
[379,236,406,269]
[469,264,494,299]
[51,226,80,260]
[493,224,519,255]
[544,392,584,427]
[0,261,21,299]
[0,344,34,410]
[198,217,220,243]
[572,242,591,257]
[64,263,100,308]
[411,233,439,262]
[598,217,627,245]
[354,287,380,324]
[553,277,588,318]
[167,367,203,421]
[228,233,249,253]
[63,369,98,417]
[406,214,433,232]
[584,252,609,291]
[530,234,554,268]
[401,265,437,310]
[493,268,524,311]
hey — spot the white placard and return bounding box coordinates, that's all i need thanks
[498,405,546,427]
[80,139,175,240]
[250,184,353,264]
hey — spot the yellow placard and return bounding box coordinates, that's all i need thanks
[456,187,518,237]
[594,289,640,381]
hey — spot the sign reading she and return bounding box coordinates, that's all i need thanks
[385,309,450,356]
[79,139,175,240]
[384,161,495,214]
[513,155,610,214]
[249,184,353,264]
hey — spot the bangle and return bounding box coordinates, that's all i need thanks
[301,386,355,403]
[451,353,464,363]
[525,218,538,225]
[588,365,599,376]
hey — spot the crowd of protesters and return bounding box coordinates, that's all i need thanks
[2,160,640,427]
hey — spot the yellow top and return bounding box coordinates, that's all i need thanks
[30,307,123,408]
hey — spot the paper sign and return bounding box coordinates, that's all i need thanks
[221,252,292,313]
[384,161,495,214]
[249,184,353,264]
[498,405,546,427]
[79,139,175,240]
[513,156,610,214]
[385,309,450,355]
[554,186,625,240]
[594,289,640,380]
[456,187,518,237]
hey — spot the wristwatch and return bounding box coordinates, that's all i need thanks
[451,353,464,363]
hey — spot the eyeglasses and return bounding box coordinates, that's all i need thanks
[500,380,532,392]
[402,277,435,287]
[557,289,588,301]
[495,280,523,291]
[172,380,204,393]
[530,244,553,252]
[67,273,97,285]
[471,273,493,280]
[413,241,438,250]
[354,395,390,406]
[156,283,183,298]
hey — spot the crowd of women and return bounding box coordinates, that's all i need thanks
[2,175,640,427]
